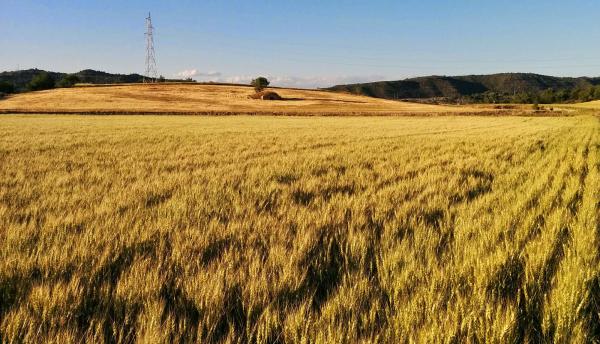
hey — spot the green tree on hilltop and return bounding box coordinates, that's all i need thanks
[251,77,269,93]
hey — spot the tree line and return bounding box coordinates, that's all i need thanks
[0,72,175,95]
[464,85,600,104]
[0,72,80,94]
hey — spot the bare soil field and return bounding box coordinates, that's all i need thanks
[0,83,515,115]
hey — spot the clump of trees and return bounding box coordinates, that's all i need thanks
[0,81,15,94]
[57,74,80,88]
[251,77,269,92]
[27,72,55,91]
[22,72,86,91]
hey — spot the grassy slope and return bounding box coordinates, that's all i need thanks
[0,83,495,115]
[0,115,598,343]
[561,100,600,110]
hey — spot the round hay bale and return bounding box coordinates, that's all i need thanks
[249,91,282,100]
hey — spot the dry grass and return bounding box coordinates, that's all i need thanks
[556,100,600,111]
[0,83,498,115]
[0,114,599,343]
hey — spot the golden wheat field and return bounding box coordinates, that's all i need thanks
[0,114,599,343]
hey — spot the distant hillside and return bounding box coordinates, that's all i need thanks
[328,73,600,103]
[0,69,185,91]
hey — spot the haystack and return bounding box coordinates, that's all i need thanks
[249,91,282,100]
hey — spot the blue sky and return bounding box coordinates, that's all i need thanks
[2,0,600,88]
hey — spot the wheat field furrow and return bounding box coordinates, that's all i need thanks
[445,131,563,270]
[545,125,600,342]
[381,153,560,340]
[409,121,595,342]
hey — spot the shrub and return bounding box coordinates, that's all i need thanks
[251,77,269,92]
[27,72,55,91]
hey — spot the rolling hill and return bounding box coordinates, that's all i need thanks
[327,73,600,101]
[0,83,498,115]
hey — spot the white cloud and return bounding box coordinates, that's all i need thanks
[175,69,222,79]
[221,75,254,84]
[265,75,386,89]
[174,69,386,88]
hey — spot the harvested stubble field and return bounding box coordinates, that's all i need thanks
[0,114,599,343]
[558,100,600,111]
[0,83,496,115]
